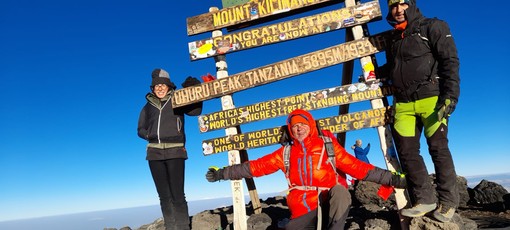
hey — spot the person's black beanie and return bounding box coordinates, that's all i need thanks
[151,68,172,87]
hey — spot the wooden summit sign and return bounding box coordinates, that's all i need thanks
[189,1,381,60]
[201,107,389,155]
[198,81,392,132]
[172,30,391,108]
[186,0,343,36]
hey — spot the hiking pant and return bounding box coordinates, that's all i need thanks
[392,96,459,208]
[285,185,351,230]
[149,158,190,230]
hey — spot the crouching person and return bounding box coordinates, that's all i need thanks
[205,109,406,230]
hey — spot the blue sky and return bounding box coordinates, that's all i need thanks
[1,0,509,222]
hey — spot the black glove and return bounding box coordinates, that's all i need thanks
[436,98,457,121]
[364,167,406,188]
[181,76,201,88]
[390,172,407,188]
[358,75,366,83]
[206,167,224,182]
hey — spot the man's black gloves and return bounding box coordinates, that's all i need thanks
[436,98,457,121]
[181,76,201,88]
[206,167,224,182]
[390,172,407,188]
[364,167,407,189]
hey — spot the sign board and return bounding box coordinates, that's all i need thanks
[173,30,391,108]
[189,1,382,60]
[198,81,392,132]
[186,0,343,35]
[202,107,389,155]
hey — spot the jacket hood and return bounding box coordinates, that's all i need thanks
[286,109,318,142]
[386,0,422,27]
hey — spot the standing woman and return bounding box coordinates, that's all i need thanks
[137,68,203,230]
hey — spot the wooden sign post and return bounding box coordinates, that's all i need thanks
[184,0,410,228]
[209,7,261,230]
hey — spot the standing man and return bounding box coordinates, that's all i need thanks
[137,68,203,230]
[380,0,460,223]
[351,139,370,163]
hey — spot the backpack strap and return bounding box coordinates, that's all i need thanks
[316,120,338,175]
[322,135,336,168]
[412,19,430,49]
[320,134,340,185]
[283,144,292,187]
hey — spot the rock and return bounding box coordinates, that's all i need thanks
[407,213,478,230]
[137,217,164,230]
[364,218,391,229]
[353,180,396,208]
[191,207,233,230]
[468,179,509,212]
[456,176,471,208]
[129,175,510,230]
[504,194,510,210]
[104,227,132,230]
[470,179,509,204]
[246,213,272,230]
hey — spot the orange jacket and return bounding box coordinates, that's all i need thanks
[248,109,376,219]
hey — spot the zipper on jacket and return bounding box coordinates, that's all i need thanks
[398,38,407,100]
[297,156,312,212]
[157,109,162,144]
[308,155,313,186]
[300,141,309,186]
[298,158,304,186]
[177,117,182,133]
[156,99,170,144]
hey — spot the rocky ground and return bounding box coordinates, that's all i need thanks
[107,176,510,230]
[457,207,510,229]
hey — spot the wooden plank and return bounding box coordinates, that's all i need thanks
[188,1,382,60]
[198,81,392,132]
[225,0,341,33]
[201,107,389,155]
[173,30,392,108]
[186,0,343,36]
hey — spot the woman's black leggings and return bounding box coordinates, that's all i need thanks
[149,158,190,230]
